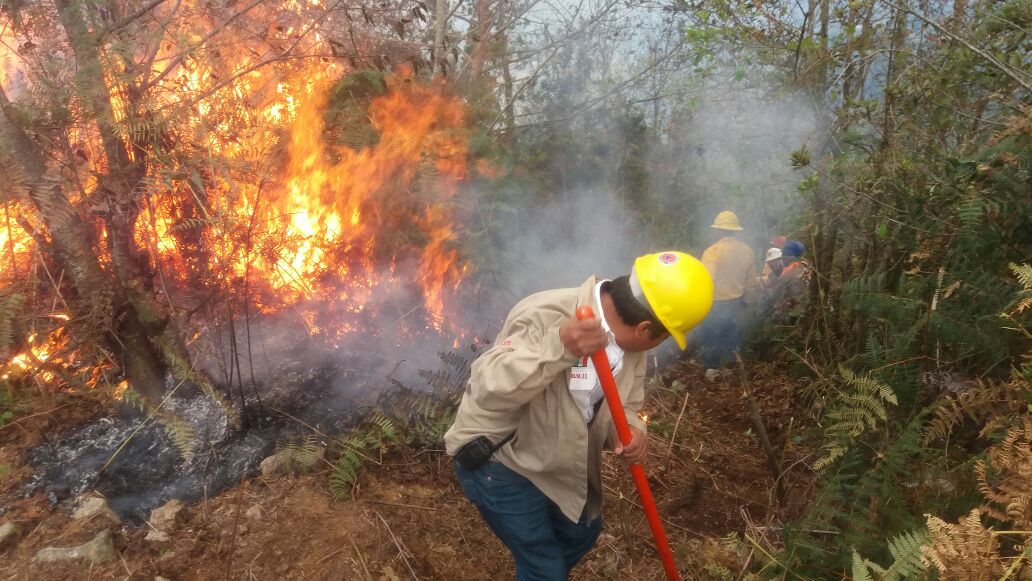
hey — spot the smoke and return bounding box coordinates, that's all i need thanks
[469,187,642,308]
[455,74,822,364]
[654,82,822,251]
[471,82,820,301]
[191,72,823,419]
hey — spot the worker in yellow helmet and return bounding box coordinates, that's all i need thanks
[445,252,713,580]
[698,211,758,381]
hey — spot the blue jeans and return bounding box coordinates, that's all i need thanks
[455,462,602,580]
[695,298,743,368]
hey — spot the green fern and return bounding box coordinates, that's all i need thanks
[852,529,930,580]
[325,347,469,498]
[1011,263,1032,290]
[329,449,363,499]
[814,366,898,470]
[883,529,930,579]
[328,411,400,500]
[276,435,323,473]
[955,192,984,237]
[852,550,876,581]
[368,411,399,444]
[118,387,197,461]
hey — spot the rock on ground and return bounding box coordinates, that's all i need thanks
[144,530,170,543]
[0,522,17,549]
[149,499,184,532]
[259,452,288,477]
[245,505,263,520]
[34,529,115,564]
[73,496,121,524]
[259,445,326,477]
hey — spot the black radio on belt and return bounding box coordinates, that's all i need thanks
[454,432,515,470]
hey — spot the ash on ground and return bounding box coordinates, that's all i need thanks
[22,358,378,523]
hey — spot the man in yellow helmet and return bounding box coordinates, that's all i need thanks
[697,211,758,381]
[445,252,713,580]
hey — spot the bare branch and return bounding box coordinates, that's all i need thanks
[104,0,169,37]
[141,0,264,92]
[883,0,1032,94]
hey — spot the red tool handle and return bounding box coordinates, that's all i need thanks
[576,306,681,581]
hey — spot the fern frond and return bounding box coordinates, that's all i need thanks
[170,217,213,232]
[154,339,239,428]
[923,379,1023,445]
[1009,263,1032,290]
[0,294,25,359]
[884,529,930,579]
[922,509,1002,579]
[852,551,874,581]
[155,410,197,462]
[329,446,364,500]
[276,435,324,473]
[814,367,898,470]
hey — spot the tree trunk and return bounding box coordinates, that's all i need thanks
[881,6,907,156]
[0,88,166,400]
[432,0,450,77]
[51,0,173,401]
[499,27,516,142]
[462,0,494,91]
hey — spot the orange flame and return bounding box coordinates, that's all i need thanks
[143,72,471,338]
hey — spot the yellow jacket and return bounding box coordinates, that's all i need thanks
[701,236,758,301]
[444,276,647,522]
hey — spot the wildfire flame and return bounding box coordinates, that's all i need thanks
[141,72,470,339]
[1,3,474,391]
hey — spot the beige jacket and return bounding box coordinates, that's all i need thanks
[444,276,647,522]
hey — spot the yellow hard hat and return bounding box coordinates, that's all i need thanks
[630,251,714,350]
[710,210,743,231]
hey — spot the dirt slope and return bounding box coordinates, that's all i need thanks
[0,361,813,580]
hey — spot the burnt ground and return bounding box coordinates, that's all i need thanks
[0,361,815,580]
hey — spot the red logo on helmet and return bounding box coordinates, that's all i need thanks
[659,252,678,264]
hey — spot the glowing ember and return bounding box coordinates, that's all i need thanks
[4,333,57,382]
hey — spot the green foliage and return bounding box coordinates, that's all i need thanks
[852,529,930,581]
[329,411,400,500]
[814,366,897,470]
[1006,263,1032,317]
[326,348,469,498]
[790,146,811,169]
[275,435,324,473]
[796,172,819,192]
[324,70,388,151]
